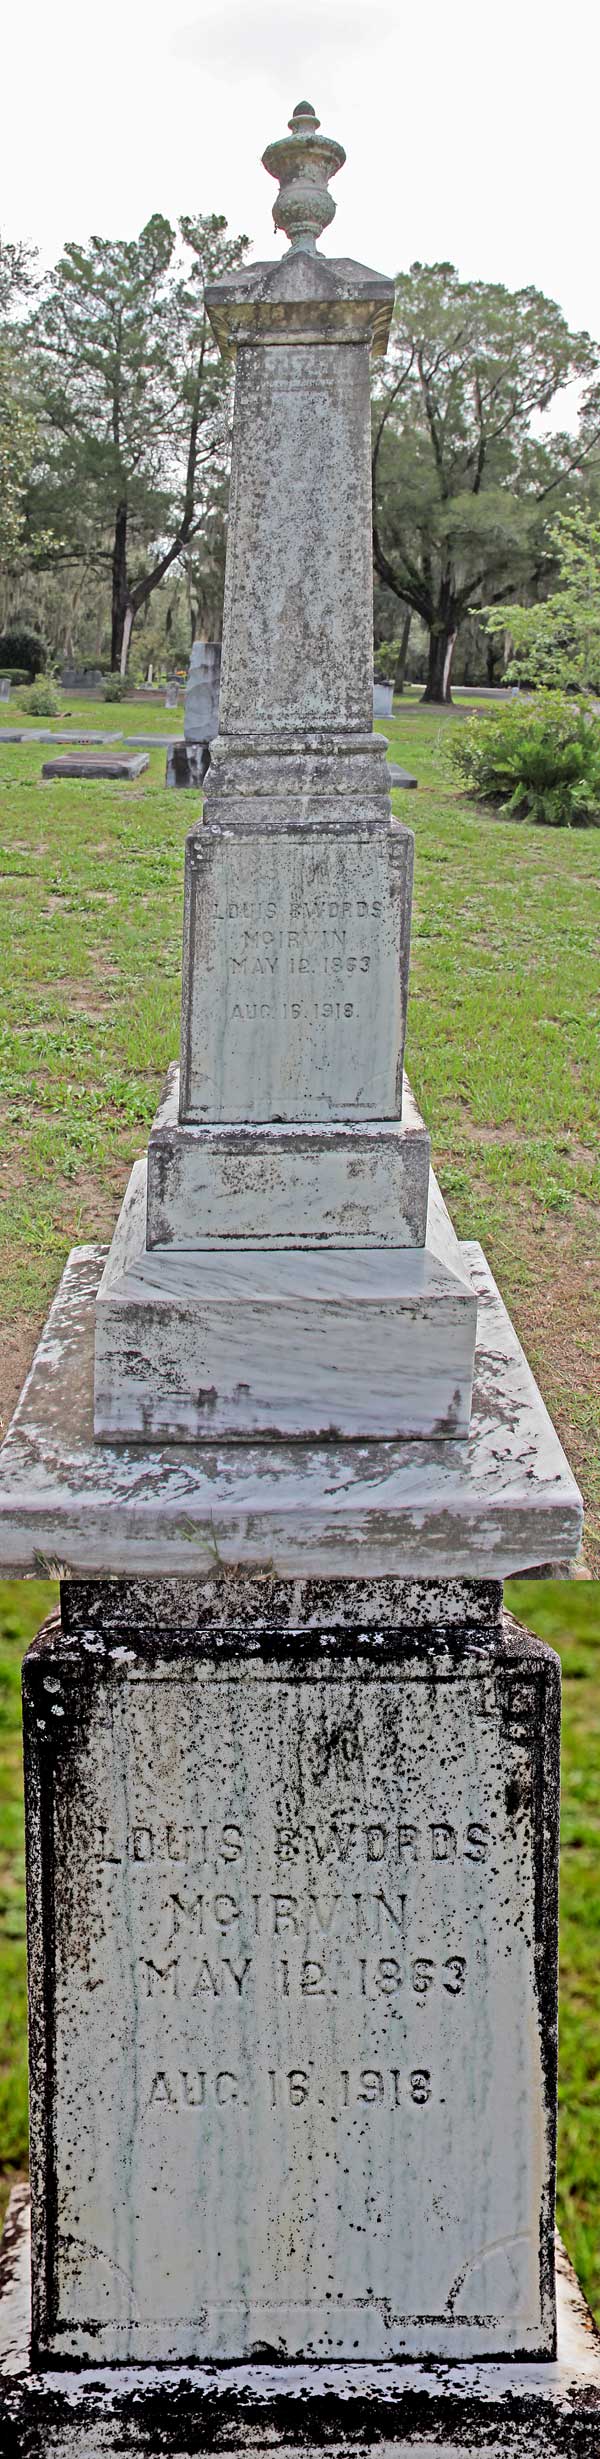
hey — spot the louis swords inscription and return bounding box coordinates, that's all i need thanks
[180,829,412,1121]
[43,1653,548,2361]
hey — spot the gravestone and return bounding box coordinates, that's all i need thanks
[0,677,10,700]
[0,91,595,2459]
[388,760,417,788]
[60,663,104,687]
[165,737,211,788]
[373,680,393,714]
[165,679,180,708]
[165,640,221,787]
[185,638,221,741]
[42,751,149,780]
[22,1597,559,2366]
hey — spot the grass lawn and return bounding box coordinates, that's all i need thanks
[0,691,598,1558]
[0,1575,598,2321]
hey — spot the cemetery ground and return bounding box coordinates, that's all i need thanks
[0,693,598,2309]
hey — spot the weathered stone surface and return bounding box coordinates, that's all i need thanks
[165,739,210,789]
[60,1575,504,1638]
[263,100,346,255]
[205,243,394,364]
[184,639,221,741]
[147,1063,430,1248]
[94,1160,476,1441]
[0,1244,582,1578]
[164,681,179,708]
[41,752,149,780]
[3,2194,599,2456]
[218,334,375,739]
[201,727,391,823]
[179,820,413,1124]
[22,1607,559,2364]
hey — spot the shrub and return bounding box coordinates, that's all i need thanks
[26,677,62,717]
[449,693,600,828]
[0,667,29,684]
[374,638,401,682]
[0,627,47,679]
[103,675,128,702]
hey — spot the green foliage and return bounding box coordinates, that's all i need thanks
[0,669,29,684]
[27,211,249,670]
[0,1578,57,2215]
[0,247,39,570]
[483,509,600,693]
[372,263,599,699]
[0,628,46,678]
[374,637,401,680]
[449,693,600,826]
[103,674,128,702]
[25,675,62,716]
[505,1581,600,2320]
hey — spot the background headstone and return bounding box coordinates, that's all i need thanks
[373,680,394,715]
[165,741,211,789]
[184,640,221,742]
[42,752,149,780]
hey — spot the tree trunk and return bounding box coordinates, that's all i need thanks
[119,601,135,677]
[111,497,129,670]
[394,606,412,696]
[422,623,457,704]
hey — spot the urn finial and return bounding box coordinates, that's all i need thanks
[262,100,346,254]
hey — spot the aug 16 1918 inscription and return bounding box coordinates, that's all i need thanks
[27,1641,555,2363]
[180,829,413,1122]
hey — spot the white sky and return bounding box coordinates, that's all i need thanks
[2,0,598,356]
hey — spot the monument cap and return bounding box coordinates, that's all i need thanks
[262,97,346,252]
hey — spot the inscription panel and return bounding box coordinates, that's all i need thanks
[27,1638,559,2363]
[180,825,412,1122]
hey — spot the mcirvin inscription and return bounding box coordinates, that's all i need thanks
[25,1644,557,2363]
[180,828,412,1121]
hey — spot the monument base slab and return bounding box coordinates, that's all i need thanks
[0,1243,581,1578]
[1,2192,599,2456]
[146,1063,431,1249]
[94,1158,476,1442]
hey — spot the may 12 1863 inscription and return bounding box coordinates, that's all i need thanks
[23,1629,559,2364]
[180,826,413,1123]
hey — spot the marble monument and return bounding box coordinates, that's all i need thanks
[93,101,477,1445]
[0,91,595,2459]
